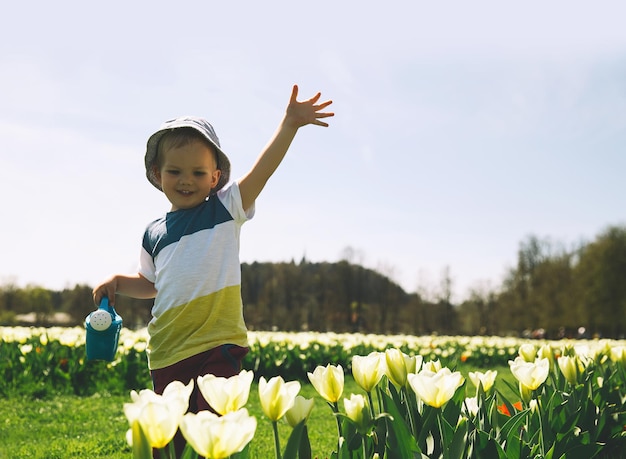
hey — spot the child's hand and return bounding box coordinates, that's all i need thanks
[284,85,334,129]
[93,277,118,307]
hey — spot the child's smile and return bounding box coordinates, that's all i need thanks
[156,139,221,211]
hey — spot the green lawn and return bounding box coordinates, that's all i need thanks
[0,367,515,458]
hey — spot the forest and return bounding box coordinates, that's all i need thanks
[1,225,624,339]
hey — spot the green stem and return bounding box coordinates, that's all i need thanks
[376,384,384,415]
[272,420,282,459]
[367,390,376,419]
[362,434,367,459]
[401,386,417,438]
[536,402,545,458]
[332,401,343,438]
[436,411,445,458]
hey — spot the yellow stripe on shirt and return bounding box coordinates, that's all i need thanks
[147,284,248,370]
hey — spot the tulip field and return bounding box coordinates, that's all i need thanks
[1,326,625,458]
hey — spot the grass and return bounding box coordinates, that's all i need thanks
[0,393,130,459]
[0,366,516,459]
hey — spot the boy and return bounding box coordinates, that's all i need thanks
[92,85,333,410]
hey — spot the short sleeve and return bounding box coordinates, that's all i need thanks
[217,181,255,223]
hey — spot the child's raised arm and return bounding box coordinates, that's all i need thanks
[238,85,333,211]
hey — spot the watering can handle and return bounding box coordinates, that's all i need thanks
[99,296,110,311]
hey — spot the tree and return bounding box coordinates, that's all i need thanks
[22,286,54,325]
[61,284,95,326]
[574,226,626,338]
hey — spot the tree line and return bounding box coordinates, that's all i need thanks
[1,225,624,338]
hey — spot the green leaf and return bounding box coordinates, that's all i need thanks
[299,425,312,459]
[283,421,306,459]
[130,420,152,459]
[335,436,352,459]
[380,390,421,458]
[446,416,469,459]
[230,443,250,459]
[499,408,529,440]
[373,415,388,458]
[499,408,531,457]
[416,405,438,447]
[472,430,506,459]
[437,414,455,450]
[180,442,199,459]
[556,443,603,459]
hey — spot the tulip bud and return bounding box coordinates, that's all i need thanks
[352,352,385,393]
[385,349,420,388]
[468,370,497,394]
[422,359,442,373]
[180,408,256,458]
[123,380,193,449]
[408,368,464,409]
[284,395,314,428]
[537,344,555,369]
[463,396,479,417]
[197,369,253,415]
[610,346,626,365]
[518,343,537,362]
[343,394,372,433]
[307,364,344,403]
[508,357,549,391]
[557,355,579,385]
[258,376,301,421]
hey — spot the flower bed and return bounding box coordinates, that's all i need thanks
[2,327,625,457]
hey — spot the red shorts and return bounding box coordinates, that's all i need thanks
[151,344,249,412]
[150,344,249,458]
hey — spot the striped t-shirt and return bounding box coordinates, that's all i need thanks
[138,182,254,370]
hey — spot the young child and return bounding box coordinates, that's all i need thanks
[92,85,333,410]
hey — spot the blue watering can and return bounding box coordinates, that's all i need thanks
[85,297,122,361]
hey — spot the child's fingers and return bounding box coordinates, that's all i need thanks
[307,92,322,104]
[315,100,333,110]
[289,85,299,103]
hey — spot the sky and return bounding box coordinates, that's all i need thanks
[1,1,625,302]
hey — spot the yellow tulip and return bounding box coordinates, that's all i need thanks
[352,352,385,392]
[537,344,555,369]
[284,395,315,428]
[421,358,441,373]
[408,368,464,409]
[557,355,580,385]
[180,408,256,459]
[162,378,195,402]
[508,357,549,390]
[307,364,344,403]
[610,345,626,365]
[463,396,479,417]
[258,376,301,421]
[518,343,537,362]
[384,348,419,388]
[197,369,253,415]
[123,380,193,449]
[343,393,371,433]
[468,370,498,393]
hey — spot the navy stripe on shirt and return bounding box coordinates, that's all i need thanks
[142,196,234,260]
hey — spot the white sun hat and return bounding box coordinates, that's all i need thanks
[144,116,231,195]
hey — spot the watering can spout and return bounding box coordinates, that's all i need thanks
[85,297,122,361]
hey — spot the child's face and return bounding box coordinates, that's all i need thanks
[155,139,221,211]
